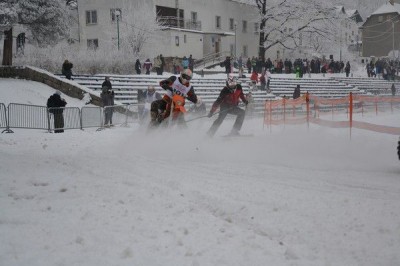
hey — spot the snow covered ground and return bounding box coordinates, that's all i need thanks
[1,77,400,266]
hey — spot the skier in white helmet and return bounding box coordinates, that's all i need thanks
[206,74,248,137]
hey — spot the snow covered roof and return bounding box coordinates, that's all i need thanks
[371,2,400,15]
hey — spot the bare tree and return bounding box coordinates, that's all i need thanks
[251,0,340,59]
[117,1,163,56]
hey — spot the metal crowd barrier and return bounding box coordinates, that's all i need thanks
[8,103,49,131]
[0,103,9,133]
[1,102,140,133]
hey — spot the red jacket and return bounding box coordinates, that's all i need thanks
[210,84,248,113]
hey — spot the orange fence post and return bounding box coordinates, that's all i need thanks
[283,97,286,125]
[306,92,310,128]
[349,92,353,138]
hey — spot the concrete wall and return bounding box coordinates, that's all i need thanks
[0,66,102,106]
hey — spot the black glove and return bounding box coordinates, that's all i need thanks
[207,112,213,118]
[157,113,165,123]
[161,83,172,91]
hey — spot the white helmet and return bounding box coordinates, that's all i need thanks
[227,74,237,88]
[180,69,193,83]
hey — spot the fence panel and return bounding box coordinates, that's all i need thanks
[81,106,102,129]
[48,107,81,131]
[8,103,49,130]
[0,103,7,130]
[103,104,139,127]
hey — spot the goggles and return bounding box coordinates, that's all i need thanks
[181,74,192,81]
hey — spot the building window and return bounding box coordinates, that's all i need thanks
[191,12,197,22]
[216,16,221,29]
[111,9,122,22]
[86,10,97,24]
[230,44,234,55]
[243,45,248,58]
[254,23,259,34]
[184,34,187,44]
[229,18,234,30]
[87,39,98,49]
[175,36,179,46]
[242,20,247,33]
[378,16,383,22]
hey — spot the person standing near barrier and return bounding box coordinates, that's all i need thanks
[101,81,115,127]
[47,90,67,133]
[206,74,248,137]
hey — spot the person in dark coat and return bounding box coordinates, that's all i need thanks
[345,61,351,77]
[47,90,67,133]
[293,84,301,99]
[207,74,248,137]
[102,76,112,90]
[101,85,115,126]
[135,59,141,74]
[62,60,73,80]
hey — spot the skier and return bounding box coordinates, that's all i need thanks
[206,74,248,137]
[149,69,200,128]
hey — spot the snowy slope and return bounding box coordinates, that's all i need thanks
[1,77,400,266]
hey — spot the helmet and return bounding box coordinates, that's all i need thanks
[226,74,237,88]
[180,69,193,83]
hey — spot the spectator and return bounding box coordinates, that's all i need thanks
[188,54,194,72]
[135,59,141,74]
[143,58,152,75]
[160,54,165,75]
[345,61,351,77]
[101,85,115,127]
[293,84,301,99]
[173,57,181,74]
[154,55,162,75]
[224,56,231,74]
[182,56,189,69]
[265,68,271,92]
[47,90,67,133]
[250,69,258,91]
[391,83,396,96]
[246,57,252,74]
[259,70,266,91]
[102,76,112,90]
[62,60,73,80]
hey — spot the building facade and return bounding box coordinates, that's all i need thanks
[361,1,400,58]
[75,0,260,60]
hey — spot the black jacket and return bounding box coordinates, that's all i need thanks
[47,94,67,113]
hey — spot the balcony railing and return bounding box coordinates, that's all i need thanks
[158,16,202,31]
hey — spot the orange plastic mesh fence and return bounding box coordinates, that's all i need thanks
[264,93,400,135]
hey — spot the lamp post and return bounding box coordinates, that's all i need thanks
[392,21,395,59]
[234,21,237,60]
[115,9,121,50]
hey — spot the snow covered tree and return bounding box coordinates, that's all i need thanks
[1,0,70,65]
[113,1,162,55]
[252,0,340,59]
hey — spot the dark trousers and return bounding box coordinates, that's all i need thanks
[207,106,245,136]
[54,113,64,133]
